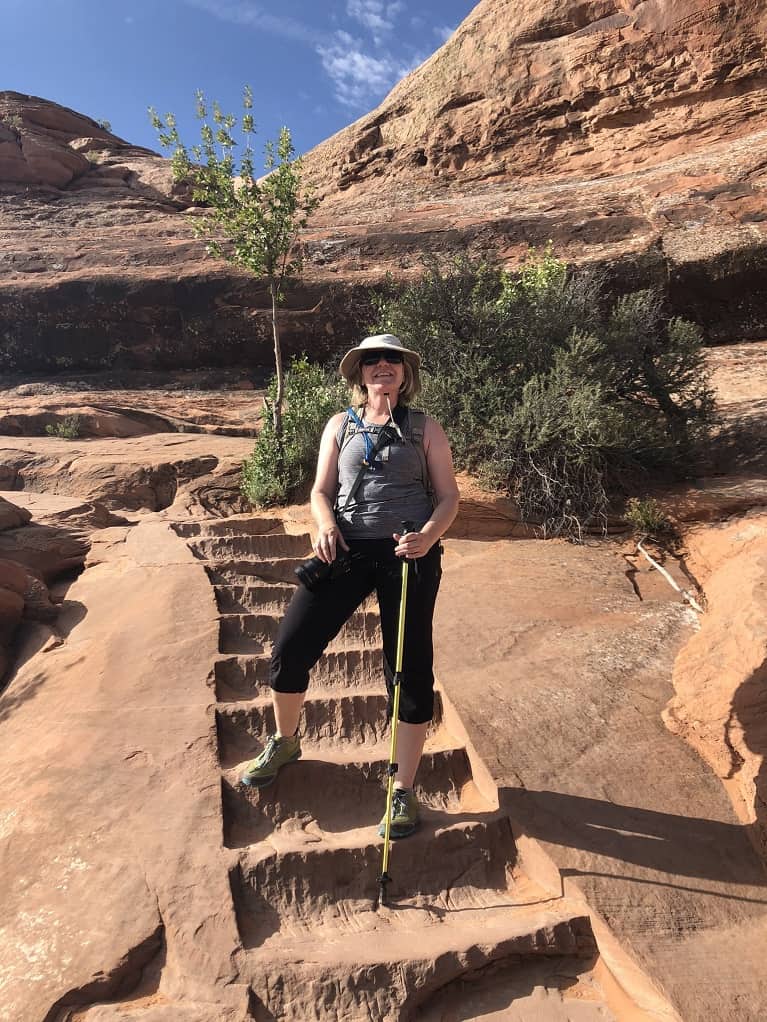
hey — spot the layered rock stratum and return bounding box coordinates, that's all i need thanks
[2,0,767,372]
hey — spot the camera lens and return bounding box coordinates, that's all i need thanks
[295,555,332,591]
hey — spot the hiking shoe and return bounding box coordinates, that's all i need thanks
[378,787,419,839]
[240,733,301,788]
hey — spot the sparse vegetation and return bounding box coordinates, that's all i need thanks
[96,118,112,132]
[373,248,715,538]
[45,415,81,440]
[241,357,347,507]
[624,497,674,540]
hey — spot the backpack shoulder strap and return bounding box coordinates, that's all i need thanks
[407,408,427,443]
[405,408,432,499]
[336,406,363,448]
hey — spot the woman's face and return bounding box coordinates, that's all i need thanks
[360,351,405,397]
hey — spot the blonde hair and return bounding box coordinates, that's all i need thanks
[348,357,421,408]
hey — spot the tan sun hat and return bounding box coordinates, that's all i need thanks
[339,334,421,382]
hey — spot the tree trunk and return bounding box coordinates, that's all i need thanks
[270,278,284,440]
[641,348,687,447]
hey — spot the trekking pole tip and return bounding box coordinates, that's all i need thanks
[375,872,391,910]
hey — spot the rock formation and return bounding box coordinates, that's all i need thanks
[3,4,767,1015]
[0,492,113,683]
[2,1,767,372]
[300,0,767,334]
[665,517,767,862]
[1,340,767,1017]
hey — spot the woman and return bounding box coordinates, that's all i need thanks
[241,334,460,839]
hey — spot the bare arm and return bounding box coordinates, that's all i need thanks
[310,412,349,563]
[394,416,460,558]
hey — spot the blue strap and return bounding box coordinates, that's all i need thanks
[346,406,377,466]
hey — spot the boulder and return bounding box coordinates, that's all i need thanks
[0,494,31,530]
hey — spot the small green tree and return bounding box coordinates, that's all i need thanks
[148,87,319,441]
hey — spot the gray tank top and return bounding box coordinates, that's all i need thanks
[335,409,434,540]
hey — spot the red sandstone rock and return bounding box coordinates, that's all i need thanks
[0,494,31,530]
[0,496,65,680]
[2,2,767,372]
[0,557,26,677]
[0,434,255,513]
[665,515,767,861]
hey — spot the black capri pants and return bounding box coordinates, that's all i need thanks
[270,538,442,724]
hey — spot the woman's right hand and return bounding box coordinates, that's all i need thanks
[313,524,350,564]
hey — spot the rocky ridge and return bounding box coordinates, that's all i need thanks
[2,1,767,372]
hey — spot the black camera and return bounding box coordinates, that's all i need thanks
[294,548,354,591]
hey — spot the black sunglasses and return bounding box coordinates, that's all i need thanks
[360,350,404,366]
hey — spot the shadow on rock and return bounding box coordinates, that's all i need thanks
[705,407,767,474]
[729,665,767,868]
[0,669,48,724]
[502,786,767,895]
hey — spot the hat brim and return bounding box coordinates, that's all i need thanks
[339,344,421,382]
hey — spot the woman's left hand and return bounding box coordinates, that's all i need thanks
[393,529,433,559]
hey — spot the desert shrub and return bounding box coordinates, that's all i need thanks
[45,415,81,440]
[3,114,23,133]
[373,249,715,537]
[624,497,674,539]
[241,356,347,507]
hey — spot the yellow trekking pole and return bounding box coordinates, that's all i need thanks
[377,552,410,907]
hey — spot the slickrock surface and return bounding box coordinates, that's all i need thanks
[0,433,255,517]
[0,371,263,438]
[665,514,767,864]
[434,538,767,1021]
[0,519,247,1021]
[3,1,767,372]
[4,490,767,1019]
[1,512,629,1022]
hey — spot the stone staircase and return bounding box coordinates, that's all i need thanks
[175,515,618,1021]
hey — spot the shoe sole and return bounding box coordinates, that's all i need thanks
[240,748,301,788]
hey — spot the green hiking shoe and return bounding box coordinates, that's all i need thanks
[378,786,419,839]
[240,733,301,788]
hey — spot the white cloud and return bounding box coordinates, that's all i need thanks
[318,31,397,107]
[434,24,456,44]
[183,0,323,45]
[317,29,418,108]
[346,0,405,40]
[182,1,427,113]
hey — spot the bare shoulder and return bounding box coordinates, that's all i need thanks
[327,410,348,430]
[422,414,450,449]
[322,410,348,438]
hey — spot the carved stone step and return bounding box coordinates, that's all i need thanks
[213,648,386,700]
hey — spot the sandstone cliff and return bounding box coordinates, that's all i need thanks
[2,0,767,372]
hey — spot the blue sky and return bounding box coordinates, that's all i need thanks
[4,0,476,164]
